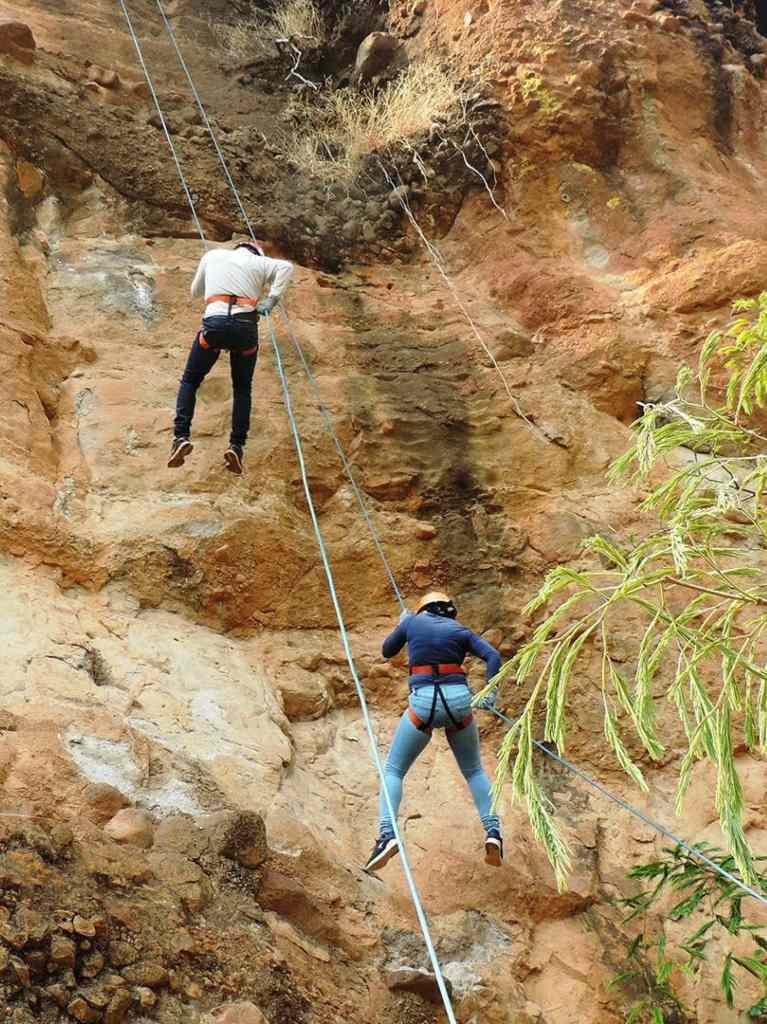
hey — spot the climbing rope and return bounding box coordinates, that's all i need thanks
[489,708,767,908]
[124,0,767,918]
[118,0,207,247]
[278,311,407,613]
[268,316,458,1020]
[117,4,458,1017]
[376,158,546,442]
[152,0,406,615]
[152,0,261,250]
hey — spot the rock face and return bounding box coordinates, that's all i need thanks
[0,0,767,1022]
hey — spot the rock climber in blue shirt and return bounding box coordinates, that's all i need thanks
[365,591,504,872]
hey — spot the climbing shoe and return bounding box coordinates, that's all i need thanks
[224,444,244,475]
[485,829,503,867]
[168,436,193,468]
[364,834,399,872]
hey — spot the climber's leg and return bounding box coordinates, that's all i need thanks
[172,332,220,458]
[225,344,258,475]
[446,718,503,865]
[365,710,431,871]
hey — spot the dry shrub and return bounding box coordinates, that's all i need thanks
[287,59,460,184]
[220,0,325,60]
[220,20,265,61]
[271,0,326,41]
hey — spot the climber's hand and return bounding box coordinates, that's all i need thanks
[399,609,411,624]
[256,296,278,316]
[477,691,497,712]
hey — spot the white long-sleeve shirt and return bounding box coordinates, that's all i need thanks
[190,246,294,316]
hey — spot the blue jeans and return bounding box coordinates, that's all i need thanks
[378,683,500,838]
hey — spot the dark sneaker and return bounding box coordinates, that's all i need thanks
[224,444,244,475]
[364,834,399,872]
[168,437,193,468]
[485,829,503,867]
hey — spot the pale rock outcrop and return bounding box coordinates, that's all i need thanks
[103,808,155,848]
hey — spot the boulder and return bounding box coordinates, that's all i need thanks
[105,989,133,1024]
[212,1002,268,1024]
[385,967,454,1005]
[353,32,402,85]
[104,808,154,849]
[207,811,267,869]
[0,21,36,63]
[81,783,131,825]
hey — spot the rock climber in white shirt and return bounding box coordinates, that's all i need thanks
[168,240,294,475]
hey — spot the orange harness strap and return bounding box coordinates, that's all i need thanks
[205,293,259,307]
[199,333,258,356]
[407,705,473,735]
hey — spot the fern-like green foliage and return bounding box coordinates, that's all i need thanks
[614,844,767,1022]
[475,295,767,889]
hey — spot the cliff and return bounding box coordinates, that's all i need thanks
[1,0,767,1021]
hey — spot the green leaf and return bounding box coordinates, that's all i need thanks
[721,953,736,1008]
[669,886,706,920]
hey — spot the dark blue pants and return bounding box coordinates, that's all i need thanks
[173,332,258,447]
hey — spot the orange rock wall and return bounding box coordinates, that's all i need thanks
[2,0,767,1021]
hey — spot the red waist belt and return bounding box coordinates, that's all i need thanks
[205,293,259,307]
[409,664,465,675]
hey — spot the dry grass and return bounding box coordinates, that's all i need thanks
[220,20,266,61]
[286,59,460,185]
[220,0,325,60]
[272,0,325,41]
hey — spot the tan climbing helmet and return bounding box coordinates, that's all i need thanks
[416,591,457,618]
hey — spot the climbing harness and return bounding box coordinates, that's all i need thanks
[408,664,472,733]
[120,0,767,953]
[119,4,459,1019]
[199,294,260,354]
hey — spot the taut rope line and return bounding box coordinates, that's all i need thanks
[118,4,460,1017]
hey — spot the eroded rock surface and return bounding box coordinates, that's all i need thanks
[1,0,767,1021]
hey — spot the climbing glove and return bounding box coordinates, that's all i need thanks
[256,296,278,317]
[476,691,498,712]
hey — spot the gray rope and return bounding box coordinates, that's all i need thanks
[133,0,767,915]
[489,707,767,907]
[278,309,406,611]
[117,0,207,246]
[267,315,458,1022]
[153,0,261,251]
[152,0,404,612]
[119,6,455,1007]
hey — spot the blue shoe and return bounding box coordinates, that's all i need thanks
[485,829,503,867]
[365,834,399,872]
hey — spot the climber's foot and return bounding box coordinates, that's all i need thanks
[365,834,399,872]
[224,444,244,475]
[168,437,193,468]
[485,829,503,867]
